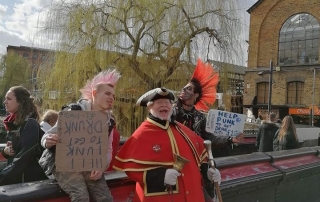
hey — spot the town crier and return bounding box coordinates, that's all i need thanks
[113,87,221,202]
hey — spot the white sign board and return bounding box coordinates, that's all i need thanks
[216,93,223,100]
[206,109,246,136]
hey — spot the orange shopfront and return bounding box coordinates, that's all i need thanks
[289,108,320,127]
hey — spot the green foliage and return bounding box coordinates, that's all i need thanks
[38,0,242,136]
[0,51,30,101]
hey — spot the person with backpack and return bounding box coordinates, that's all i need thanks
[256,112,279,152]
[273,116,299,151]
[0,86,47,185]
[40,69,120,202]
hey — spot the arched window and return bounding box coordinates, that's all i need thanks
[257,82,269,104]
[279,13,319,66]
[287,81,304,104]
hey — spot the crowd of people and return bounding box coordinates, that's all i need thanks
[256,113,299,152]
[0,59,300,201]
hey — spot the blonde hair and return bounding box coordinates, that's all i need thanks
[41,109,59,124]
[278,116,298,141]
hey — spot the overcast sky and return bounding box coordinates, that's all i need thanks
[0,0,257,64]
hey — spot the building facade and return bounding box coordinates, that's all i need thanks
[244,0,320,126]
[6,46,55,113]
[210,60,246,114]
[6,45,54,93]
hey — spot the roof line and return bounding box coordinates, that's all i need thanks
[247,0,264,14]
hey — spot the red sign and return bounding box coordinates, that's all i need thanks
[289,108,320,115]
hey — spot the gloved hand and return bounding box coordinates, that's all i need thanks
[164,169,181,186]
[207,168,221,185]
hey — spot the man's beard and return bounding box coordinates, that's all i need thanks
[150,109,173,121]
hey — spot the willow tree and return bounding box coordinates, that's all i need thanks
[0,52,30,101]
[37,0,243,136]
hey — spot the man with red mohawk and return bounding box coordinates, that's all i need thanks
[40,69,121,202]
[173,59,244,198]
[174,59,244,144]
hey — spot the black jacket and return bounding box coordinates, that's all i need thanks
[256,121,279,152]
[0,118,47,185]
[273,129,299,151]
[173,100,230,147]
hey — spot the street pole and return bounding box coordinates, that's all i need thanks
[312,68,316,126]
[268,60,273,115]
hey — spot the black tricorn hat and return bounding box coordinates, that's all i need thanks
[136,87,176,107]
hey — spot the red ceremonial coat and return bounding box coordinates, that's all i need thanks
[113,118,207,202]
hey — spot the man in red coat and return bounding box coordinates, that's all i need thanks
[113,88,221,202]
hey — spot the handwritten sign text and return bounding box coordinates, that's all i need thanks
[206,110,246,136]
[55,111,109,172]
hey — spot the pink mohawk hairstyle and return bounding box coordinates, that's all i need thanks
[80,69,121,100]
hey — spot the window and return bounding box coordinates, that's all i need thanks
[257,82,269,104]
[48,91,57,100]
[287,82,304,104]
[278,13,319,66]
[23,53,29,58]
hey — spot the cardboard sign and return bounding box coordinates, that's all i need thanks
[55,111,109,172]
[206,109,246,136]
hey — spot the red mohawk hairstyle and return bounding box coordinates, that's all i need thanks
[190,59,219,111]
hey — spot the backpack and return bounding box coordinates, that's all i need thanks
[38,104,83,176]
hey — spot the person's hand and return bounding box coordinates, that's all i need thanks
[232,132,245,143]
[4,141,15,156]
[164,169,181,186]
[90,171,103,181]
[45,134,60,148]
[207,168,221,185]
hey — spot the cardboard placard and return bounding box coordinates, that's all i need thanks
[206,109,246,136]
[55,111,109,172]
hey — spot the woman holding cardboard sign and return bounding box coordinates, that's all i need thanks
[40,69,121,202]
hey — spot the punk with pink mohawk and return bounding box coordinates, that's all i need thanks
[80,69,121,100]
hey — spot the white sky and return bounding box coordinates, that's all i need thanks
[0,0,257,65]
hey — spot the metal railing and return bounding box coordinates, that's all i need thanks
[243,129,259,137]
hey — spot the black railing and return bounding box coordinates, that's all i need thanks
[243,129,259,137]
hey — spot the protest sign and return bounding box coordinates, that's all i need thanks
[55,111,109,172]
[206,109,246,136]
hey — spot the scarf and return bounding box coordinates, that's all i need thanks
[3,113,17,131]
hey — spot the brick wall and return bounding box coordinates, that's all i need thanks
[244,69,319,106]
[244,0,320,107]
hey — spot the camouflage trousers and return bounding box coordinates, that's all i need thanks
[53,170,113,202]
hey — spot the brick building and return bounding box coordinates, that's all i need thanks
[244,0,320,126]
[209,60,246,114]
[6,45,54,95]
